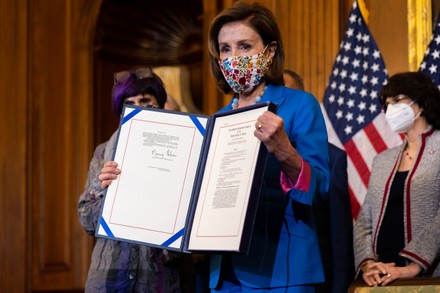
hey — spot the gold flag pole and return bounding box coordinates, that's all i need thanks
[408,0,432,71]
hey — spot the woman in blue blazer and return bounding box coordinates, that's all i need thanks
[207,2,330,292]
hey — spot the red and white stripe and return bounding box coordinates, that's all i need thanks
[321,104,402,219]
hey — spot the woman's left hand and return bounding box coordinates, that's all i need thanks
[379,262,422,286]
[254,111,302,180]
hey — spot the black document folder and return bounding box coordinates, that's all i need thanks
[96,102,276,253]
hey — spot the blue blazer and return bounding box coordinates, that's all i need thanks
[210,84,330,289]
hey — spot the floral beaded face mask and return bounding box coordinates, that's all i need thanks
[218,45,273,94]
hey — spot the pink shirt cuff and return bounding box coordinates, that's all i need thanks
[280,158,311,194]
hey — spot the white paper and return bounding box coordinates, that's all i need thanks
[97,107,208,249]
[188,106,268,251]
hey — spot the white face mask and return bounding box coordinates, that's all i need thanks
[385,101,419,133]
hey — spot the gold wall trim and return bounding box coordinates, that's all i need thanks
[408,0,432,71]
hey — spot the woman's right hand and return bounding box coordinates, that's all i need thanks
[361,261,388,287]
[98,161,121,189]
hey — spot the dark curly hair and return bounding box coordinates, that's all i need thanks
[380,71,440,130]
[208,1,284,94]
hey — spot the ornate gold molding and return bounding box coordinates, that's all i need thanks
[408,0,432,70]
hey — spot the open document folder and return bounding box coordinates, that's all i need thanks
[96,102,276,253]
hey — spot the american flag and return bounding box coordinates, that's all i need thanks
[419,13,440,88]
[321,0,402,219]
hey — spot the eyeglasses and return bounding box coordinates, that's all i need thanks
[114,67,153,85]
[385,94,412,107]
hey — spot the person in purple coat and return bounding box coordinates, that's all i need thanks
[78,67,191,292]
